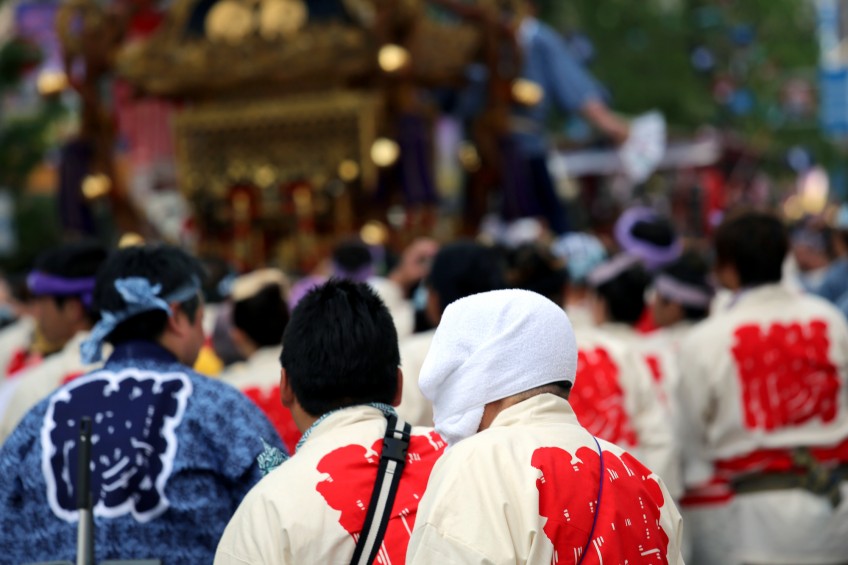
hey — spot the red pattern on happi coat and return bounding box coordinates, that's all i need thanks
[61,371,85,385]
[6,348,41,377]
[243,385,301,454]
[533,446,669,564]
[731,320,840,432]
[571,348,638,447]
[316,431,446,564]
[644,355,663,385]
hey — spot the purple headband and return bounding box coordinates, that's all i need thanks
[654,275,712,309]
[586,254,642,288]
[614,207,682,271]
[27,271,96,306]
[331,262,375,284]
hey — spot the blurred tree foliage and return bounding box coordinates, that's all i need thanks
[542,0,843,169]
[0,12,66,272]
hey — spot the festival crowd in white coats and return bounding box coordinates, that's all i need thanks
[0,206,846,564]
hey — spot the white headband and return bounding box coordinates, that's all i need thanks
[586,254,642,288]
[654,274,712,308]
[419,289,578,447]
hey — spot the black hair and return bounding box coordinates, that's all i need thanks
[630,218,676,248]
[595,263,650,325]
[199,254,236,304]
[427,241,507,313]
[838,229,848,253]
[507,244,568,305]
[33,240,108,317]
[715,212,787,287]
[281,279,399,417]
[332,239,372,273]
[93,245,205,346]
[659,252,712,321]
[232,283,290,348]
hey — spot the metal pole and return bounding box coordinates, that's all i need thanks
[76,417,94,565]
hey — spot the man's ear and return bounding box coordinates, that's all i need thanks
[280,368,295,409]
[392,368,404,407]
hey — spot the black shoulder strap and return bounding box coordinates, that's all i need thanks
[350,414,412,565]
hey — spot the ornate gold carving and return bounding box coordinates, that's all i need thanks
[115,0,372,96]
[174,91,380,199]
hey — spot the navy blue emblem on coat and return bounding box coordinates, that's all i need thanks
[41,369,193,523]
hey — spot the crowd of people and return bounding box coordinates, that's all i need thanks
[0,205,846,564]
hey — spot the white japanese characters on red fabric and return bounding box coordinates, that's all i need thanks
[533,446,670,565]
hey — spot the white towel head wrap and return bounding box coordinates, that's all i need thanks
[419,289,578,446]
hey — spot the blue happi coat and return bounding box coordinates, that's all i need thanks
[0,340,286,564]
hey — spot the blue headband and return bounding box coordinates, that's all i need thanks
[80,276,201,364]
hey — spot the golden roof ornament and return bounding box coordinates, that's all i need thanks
[205,0,254,44]
[260,0,307,40]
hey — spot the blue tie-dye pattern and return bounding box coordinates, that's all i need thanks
[0,340,286,564]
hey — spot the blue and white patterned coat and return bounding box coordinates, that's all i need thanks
[0,340,286,564]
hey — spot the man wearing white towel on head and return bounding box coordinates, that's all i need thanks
[397,241,507,427]
[406,289,684,565]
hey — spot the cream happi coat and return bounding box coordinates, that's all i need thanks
[397,330,435,427]
[638,321,737,565]
[218,346,301,453]
[634,322,693,404]
[573,325,682,498]
[407,394,684,564]
[0,331,102,443]
[678,284,848,564]
[216,406,446,565]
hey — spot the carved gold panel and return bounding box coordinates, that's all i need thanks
[174,90,381,203]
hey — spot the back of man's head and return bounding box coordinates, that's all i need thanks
[656,252,712,321]
[281,279,399,417]
[332,239,374,282]
[29,240,108,318]
[715,211,787,287]
[200,254,237,304]
[507,243,568,305]
[589,256,650,325]
[427,241,507,314]
[93,245,205,347]
[231,270,290,349]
